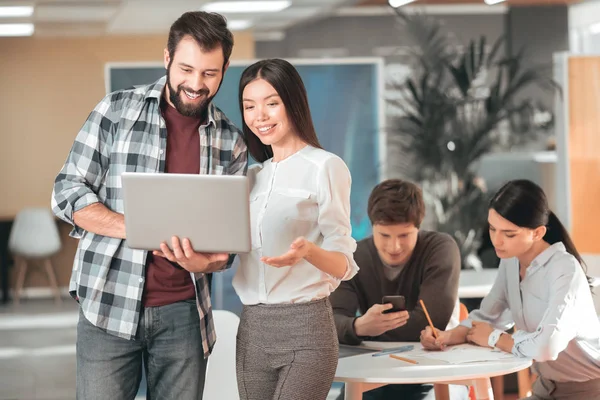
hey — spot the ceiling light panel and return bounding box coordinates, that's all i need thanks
[0,23,34,36]
[202,1,292,13]
[0,6,34,18]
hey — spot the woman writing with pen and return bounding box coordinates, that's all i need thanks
[420,180,600,400]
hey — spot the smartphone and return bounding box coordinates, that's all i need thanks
[382,295,406,314]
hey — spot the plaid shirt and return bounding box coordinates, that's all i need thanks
[51,76,247,357]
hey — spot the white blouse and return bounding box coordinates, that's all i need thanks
[462,242,600,382]
[232,145,359,305]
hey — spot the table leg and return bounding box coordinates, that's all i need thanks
[344,383,363,400]
[434,383,450,400]
[517,368,533,398]
[473,377,494,400]
[491,375,504,400]
[344,383,385,400]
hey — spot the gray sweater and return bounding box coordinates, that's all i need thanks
[331,230,461,345]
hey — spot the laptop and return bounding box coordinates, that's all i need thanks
[121,172,251,253]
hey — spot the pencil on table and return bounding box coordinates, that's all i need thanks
[419,299,438,339]
[389,354,418,364]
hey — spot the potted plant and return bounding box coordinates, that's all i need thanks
[387,10,559,269]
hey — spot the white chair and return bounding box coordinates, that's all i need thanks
[204,310,240,400]
[8,208,62,304]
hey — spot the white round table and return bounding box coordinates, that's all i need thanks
[335,342,532,400]
[458,269,498,299]
[458,272,600,298]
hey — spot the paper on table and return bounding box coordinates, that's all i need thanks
[418,344,516,364]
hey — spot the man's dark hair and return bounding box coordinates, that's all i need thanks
[367,179,425,227]
[167,11,234,66]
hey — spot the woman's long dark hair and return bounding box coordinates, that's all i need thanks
[238,58,322,162]
[490,179,588,276]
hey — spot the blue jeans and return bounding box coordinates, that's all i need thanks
[76,300,207,400]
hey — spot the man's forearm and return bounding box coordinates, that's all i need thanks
[73,203,126,239]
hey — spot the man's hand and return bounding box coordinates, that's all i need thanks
[353,303,409,337]
[466,321,494,348]
[153,236,229,273]
[261,237,312,267]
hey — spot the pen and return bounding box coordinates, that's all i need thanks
[389,354,419,364]
[420,299,438,339]
[372,344,414,357]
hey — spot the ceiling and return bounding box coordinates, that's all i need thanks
[0,0,361,37]
[0,0,586,38]
[358,0,582,5]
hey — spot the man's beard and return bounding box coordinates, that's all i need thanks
[166,67,218,119]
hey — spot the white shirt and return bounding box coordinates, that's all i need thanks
[446,300,462,330]
[462,242,600,382]
[233,146,359,305]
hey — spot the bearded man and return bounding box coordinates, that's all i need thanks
[51,11,247,400]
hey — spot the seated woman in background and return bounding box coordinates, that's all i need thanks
[421,179,600,400]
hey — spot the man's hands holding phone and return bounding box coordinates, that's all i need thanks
[353,302,410,337]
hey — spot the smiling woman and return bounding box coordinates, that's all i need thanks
[241,78,297,151]
[238,58,323,163]
[232,58,360,400]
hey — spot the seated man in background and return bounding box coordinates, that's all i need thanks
[331,179,468,400]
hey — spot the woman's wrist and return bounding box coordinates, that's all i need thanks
[495,333,514,353]
[450,326,469,345]
[304,241,316,260]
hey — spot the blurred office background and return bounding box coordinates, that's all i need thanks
[1,0,600,399]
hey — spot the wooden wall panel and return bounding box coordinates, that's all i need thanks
[567,56,600,253]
